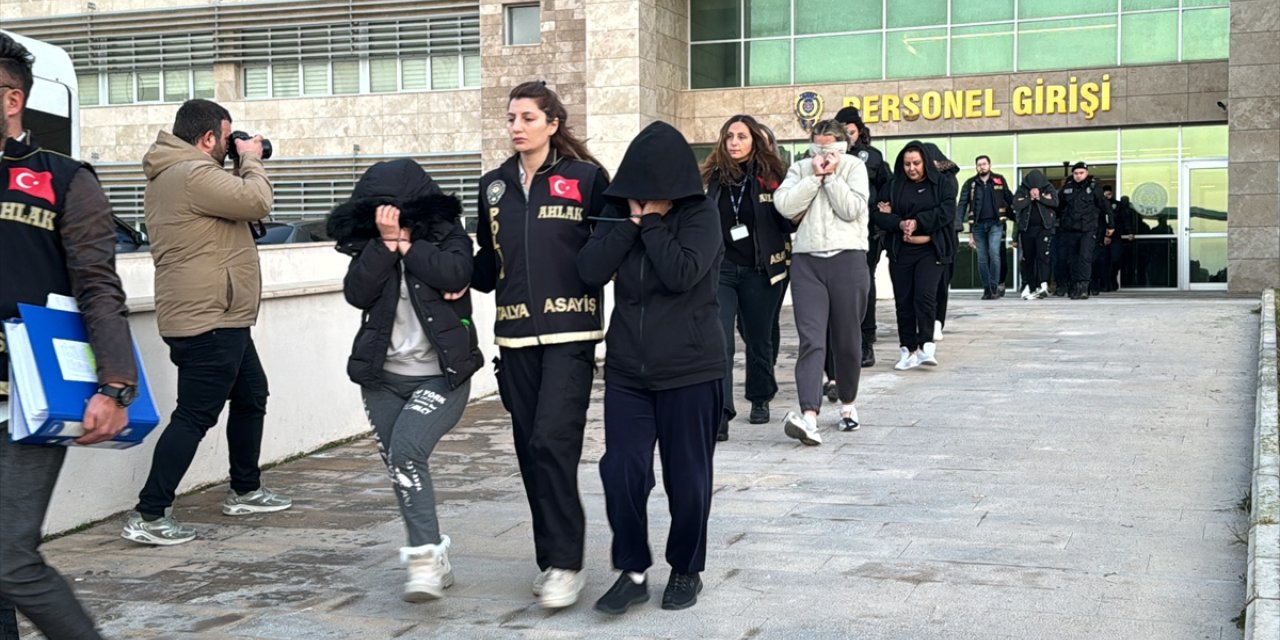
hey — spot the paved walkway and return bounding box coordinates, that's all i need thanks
[25,294,1259,639]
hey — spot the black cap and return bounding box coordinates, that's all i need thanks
[834,106,864,127]
[1071,161,1088,171]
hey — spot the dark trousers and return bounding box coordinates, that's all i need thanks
[0,436,102,639]
[769,279,789,367]
[600,380,722,575]
[936,260,954,328]
[136,328,268,517]
[1056,230,1095,285]
[890,246,945,351]
[825,241,881,380]
[1091,239,1113,291]
[1108,241,1127,290]
[717,262,785,417]
[496,341,594,571]
[1019,227,1052,287]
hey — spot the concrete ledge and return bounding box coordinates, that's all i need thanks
[1247,288,1280,640]
[125,279,343,314]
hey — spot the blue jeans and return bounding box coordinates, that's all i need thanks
[973,219,1003,291]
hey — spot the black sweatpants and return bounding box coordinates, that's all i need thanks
[718,262,785,417]
[936,261,954,328]
[890,245,945,351]
[136,328,268,518]
[1057,230,1095,286]
[600,380,722,575]
[496,341,594,572]
[1019,226,1052,288]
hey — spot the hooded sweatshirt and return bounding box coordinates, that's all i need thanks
[1012,169,1058,232]
[875,141,958,263]
[327,158,483,390]
[143,129,273,338]
[577,121,726,391]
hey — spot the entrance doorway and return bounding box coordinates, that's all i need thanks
[1180,161,1228,289]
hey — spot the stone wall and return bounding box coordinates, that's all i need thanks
[1227,0,1280,293]
[479,0,587,171]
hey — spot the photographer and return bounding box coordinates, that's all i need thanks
[122,99,288,547]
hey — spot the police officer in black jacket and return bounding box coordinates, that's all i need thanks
[833,106,891,370]
[471,81,609,609]
[1057,162,1110,299]
[578,121,725,615]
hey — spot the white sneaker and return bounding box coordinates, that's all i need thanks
[538,568,585,609]
[1019,285,1031,300]
[934,321,944,341]
[532,568,549,597]
[401,535,454,602]
[782,411,823,446]
[1035,282,1049,299]
[919,342,938,366]
[894,347,920,371]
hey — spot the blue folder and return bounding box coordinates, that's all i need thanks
[5,303,160,448]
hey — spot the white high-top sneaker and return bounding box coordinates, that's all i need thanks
[919,342,939,366]
[401,535,454,602]
[934,321,944,341]
[894,347,920,371]
[1019,285,1032,300]
[1035,282,1050,299]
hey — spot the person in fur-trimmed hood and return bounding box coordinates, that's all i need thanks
[327,158,483,603]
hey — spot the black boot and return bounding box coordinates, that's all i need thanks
[861,343,875,368]
[749,402,770,424]
[996,284,1006,298]
[716,414,729,442]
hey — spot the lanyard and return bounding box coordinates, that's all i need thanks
[727,180,747,223]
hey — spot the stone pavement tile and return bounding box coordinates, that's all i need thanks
[894,538,1154,574]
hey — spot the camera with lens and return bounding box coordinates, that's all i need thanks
[226,130,273,163]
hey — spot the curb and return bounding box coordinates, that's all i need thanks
[1247,288,1279,640]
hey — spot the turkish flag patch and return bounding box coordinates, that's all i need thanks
[8,168,56,205]
[993,177,1004,186]
[548,175,582,203]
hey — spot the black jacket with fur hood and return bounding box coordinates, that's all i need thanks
[326,158,483,390]
[577,121,725,391]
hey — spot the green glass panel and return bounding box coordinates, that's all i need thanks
[746,39,790,86]
[1189,236,1227,283]
[797,0,879,34]
[76,73,99,106]
[136,71,161,102]
[1019,0,1116,20]
[951,135,1015,170]
[886,28,947,79]
[163,70,189,102]
[332,61,359,95]
[1121,11,1177,64]
[746,0,789,38]
[887,0,946,28]
[1183,0,1227,6]
[1182,8,1229,61]
[952,0,1014,24]
[1120,127,1178,160]
[1018,17,1117,71]
[370,59,397,93]
[1122,0,1175,10]
[303,62,329,95]
[463,55,482,88]
[1119,161,1178,226]
[794,34,881,83]
[1182,125,1227,158]
[691,0,740,41]
[272,63,300,97]
[1017,129,1116,165]
[192,69,214,99]
[883,137,950,166]
[951,23,1014,75]
[1188,166,1228,233]
[691,42,742,88]
[431,56,461,90]
[243,67,268,99]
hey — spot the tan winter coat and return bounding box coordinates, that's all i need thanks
[773,153,870,255]
[143,130,273,338]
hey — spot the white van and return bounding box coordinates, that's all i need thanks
[1,29,79,156]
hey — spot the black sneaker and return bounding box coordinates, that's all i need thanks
[981,289,993,300]
[823,381,838,403]
[1053,287,1067,297]
[996,285,1006,298]
[861,343,875,368]
[748,402,769,424]
[595,572,649,615]
[716,415,728,442]
[661,572,702,610]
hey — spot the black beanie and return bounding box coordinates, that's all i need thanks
[1071,161,1088,171]
[834,106,864,128]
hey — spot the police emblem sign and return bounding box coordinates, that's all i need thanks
[795,91,824,133]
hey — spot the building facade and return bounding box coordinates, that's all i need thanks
[3,0,1275,291]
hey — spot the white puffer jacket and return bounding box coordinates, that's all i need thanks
[773,153,869,255]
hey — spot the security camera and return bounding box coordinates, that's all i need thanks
[1216,100,1227,111]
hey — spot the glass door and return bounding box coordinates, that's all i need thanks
[1179,161,1229,289]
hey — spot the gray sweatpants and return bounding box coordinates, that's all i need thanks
[790,251,871,413]
[0,433,103,639]
[361,372,471,547]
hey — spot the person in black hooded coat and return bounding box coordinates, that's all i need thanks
[326,158,483,602]
[577,121,725,615]
[1011,169,1058,299]
[875,141,957,370]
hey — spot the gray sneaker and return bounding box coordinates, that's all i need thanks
[222,487,292,516]
[121,509,196,546]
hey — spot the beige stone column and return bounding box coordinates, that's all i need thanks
[1227,0,1280,292]
[479,0,589,171]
